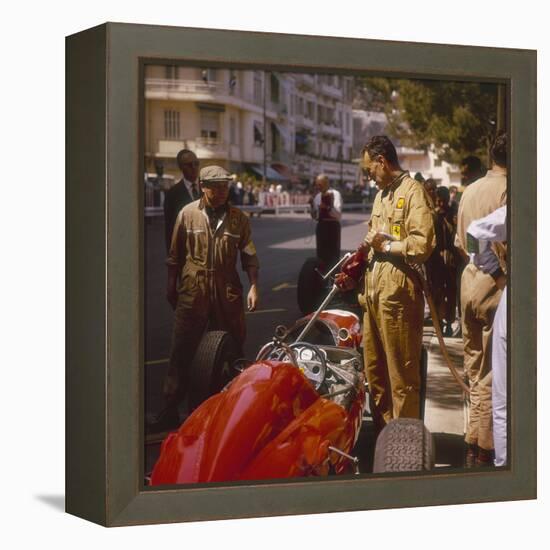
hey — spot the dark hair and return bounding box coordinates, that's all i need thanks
[436,185,450,203]
[361,135,399,166]
[414,172,425,183]
[490,132,507,167]
[461,155,483,174]
[424,178,437,190]
[176,149,196,170]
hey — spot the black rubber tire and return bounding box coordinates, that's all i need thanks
[372,418,435,473]
[297,257,326,315]
[188,331,241,411]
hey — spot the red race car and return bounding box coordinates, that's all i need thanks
[149,258,434,486]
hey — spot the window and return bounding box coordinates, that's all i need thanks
[307,101,315,120]
[345,112,350,134]
[253,72,263,105]
[253,121,264,146]
[344,79,353,102]
[230,117,237,145]
[200,68,217,82]
[200,110,219,139]
[165,65,177,80]
[228,71,237,94]
[164,110,180,139]
[295,131,308,155]
[270,73,280,103]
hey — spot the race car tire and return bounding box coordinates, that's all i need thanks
[188,331,241,411]
[372,418,434,473]
[297,257,326,315]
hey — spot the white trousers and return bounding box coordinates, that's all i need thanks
[492,290,507,466]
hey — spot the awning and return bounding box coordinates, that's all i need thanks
[271,121,288,143]
[271,163,300,184]
[247,164,288,181]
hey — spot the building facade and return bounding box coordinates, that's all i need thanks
[144,66,357,188]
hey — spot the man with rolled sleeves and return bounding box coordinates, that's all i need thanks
[150,165,260,432]
[353,136,435,430]
[455,132,507,467]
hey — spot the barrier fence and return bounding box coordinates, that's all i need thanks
[144,190,371,216]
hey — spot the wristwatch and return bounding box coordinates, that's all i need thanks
[383,241,392,254]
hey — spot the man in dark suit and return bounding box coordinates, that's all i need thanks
[163,149,200,251]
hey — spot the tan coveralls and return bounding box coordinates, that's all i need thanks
[164,199,260,403]
[455,169,506,451]
[360,173,435,426]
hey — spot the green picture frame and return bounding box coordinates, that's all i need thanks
[66,22,536,526]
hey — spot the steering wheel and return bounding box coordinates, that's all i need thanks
[287,342,327,390]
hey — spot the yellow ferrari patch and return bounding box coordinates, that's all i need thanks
[396,197,405,209]
[392,223,401,239]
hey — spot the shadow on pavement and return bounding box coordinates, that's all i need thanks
[432,432,466,468]
[426,369,465,411]
[353,419,376,474]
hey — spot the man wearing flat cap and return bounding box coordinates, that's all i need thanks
[152,165,260,431]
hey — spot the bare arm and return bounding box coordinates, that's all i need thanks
[245,266,259,312]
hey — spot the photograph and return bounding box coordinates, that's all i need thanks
[141,65,509,486]
[4,0,545,544]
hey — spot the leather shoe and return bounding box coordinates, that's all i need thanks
[464,444,478,468]
[477,447,495,467]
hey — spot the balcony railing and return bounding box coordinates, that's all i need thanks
[146,78,225,95]
[319,122,343,136]
[189,137,228,158]
[155,137,229,159]
[146,78,265,110]
[320,83,344,99]
[294,114,315,129]
[294,73,316,92]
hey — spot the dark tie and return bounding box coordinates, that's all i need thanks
[191,183,198,200]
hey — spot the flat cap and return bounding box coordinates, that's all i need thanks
[199,165,232,184]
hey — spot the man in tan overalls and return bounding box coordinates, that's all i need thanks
[354,136,435,429]
[455,132,507,466]
[151,165,259,432]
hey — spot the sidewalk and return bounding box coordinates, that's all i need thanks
[423,326,467,468]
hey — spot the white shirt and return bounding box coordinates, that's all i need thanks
[466,205,506,242]
[466,205,506,262]
[183,177,199,200]
[312,189,342,222]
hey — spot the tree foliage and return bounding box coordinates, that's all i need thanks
[354,76,500,165]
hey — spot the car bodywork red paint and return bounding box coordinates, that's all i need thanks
[151,361,319,485]
[150,359,365,485]
[317,309,362,348]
